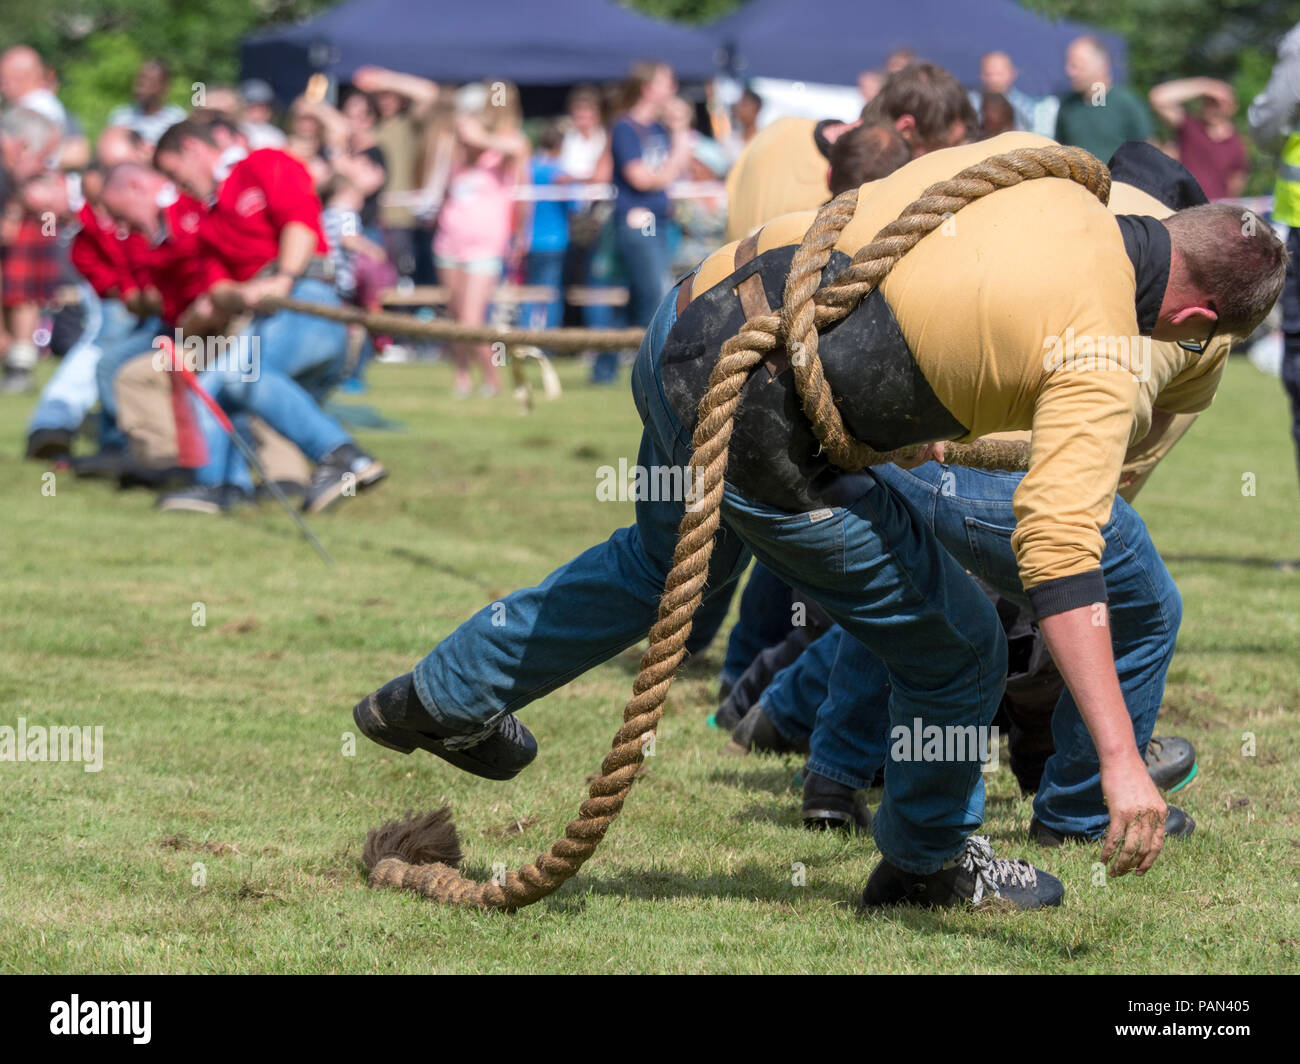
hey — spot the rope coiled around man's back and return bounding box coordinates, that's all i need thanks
[363,145,1111,910]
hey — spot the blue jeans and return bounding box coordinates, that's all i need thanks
[521,249,566,331]
[28,292,154,438]
[763,461,1181,839]
[411,280,1007,874]
[612,215,669,328]
[719,563,796,687]
[96,311,163,429]
[192,278,351,491]
[590,216,670,384]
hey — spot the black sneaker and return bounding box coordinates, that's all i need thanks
[304,443,386,514]
[1145,735,1197,791]
[256,480,308,506]
[725,704,807,756]
[1,367,33,395]
[1029,805,1195,847]
[119,465,195,492]
[859,835,1064,910]
[352,672,537,781]
[802,770,872,833]
[157,484,252,514]
[71,449,129,479]
[25,427,74,461]
[714,698,743,733]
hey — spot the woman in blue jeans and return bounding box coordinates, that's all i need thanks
[591,62,695,384]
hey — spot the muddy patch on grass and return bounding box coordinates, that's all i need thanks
[158,834,244,856]
[480,815,539,839]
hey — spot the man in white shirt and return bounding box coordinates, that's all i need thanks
[559,85,607,181]
[106,59,188,145]
[0,46,67,132]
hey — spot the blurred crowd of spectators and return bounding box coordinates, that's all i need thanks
[0,33,1272,510]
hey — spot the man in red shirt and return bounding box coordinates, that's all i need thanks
[1148,77,1249,201]
[152,119,385,514]
[20,166,163,463]
[97,163,222,472]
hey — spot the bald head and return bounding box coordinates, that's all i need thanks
[0,46,47,103]
[103,161,161,195]
[101,162,169,234]
[1066,36,1111,95]
[980,52,1016,95]
[97,125,150,168]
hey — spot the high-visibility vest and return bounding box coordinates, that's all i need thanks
[1275,131,1300,225]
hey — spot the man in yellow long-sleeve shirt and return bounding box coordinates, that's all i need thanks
[351,133,1286,912]
[724,142,1221,854]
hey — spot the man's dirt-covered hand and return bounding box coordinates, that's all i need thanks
[1099,750,1168,876]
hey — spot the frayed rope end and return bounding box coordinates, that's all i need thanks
[362,806,463,870]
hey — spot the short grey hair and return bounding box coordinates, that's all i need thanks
[0,106,57,152]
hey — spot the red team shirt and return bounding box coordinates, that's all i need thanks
[198,149,328,282]
[146,190,227,325]
[69,201,141,301]
[71,150,329,315]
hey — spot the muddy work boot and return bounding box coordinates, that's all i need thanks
[724,704,807,756]
[352,673,537,781]
[802,770,872,833]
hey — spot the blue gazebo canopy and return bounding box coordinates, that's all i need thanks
[711,0,1127,96]
[242,0,724,104]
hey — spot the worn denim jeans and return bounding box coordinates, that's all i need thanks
[762,461,1181,839]
[29,292,156,439]
[191,278,351,491]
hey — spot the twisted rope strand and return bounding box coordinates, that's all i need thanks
[258,295,647,352]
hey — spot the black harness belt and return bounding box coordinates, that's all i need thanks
[660,244,966,512]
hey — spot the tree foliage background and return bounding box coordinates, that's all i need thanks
[4,0,1300,181]
[0,1,337,132]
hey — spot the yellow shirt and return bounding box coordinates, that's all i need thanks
[724,118,830,242]
[990,179,1226,504]
[684,134,1226,606]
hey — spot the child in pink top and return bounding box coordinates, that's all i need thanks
[429,83,528,397]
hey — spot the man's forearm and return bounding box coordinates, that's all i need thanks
[1040,598,1167,875]
[277,222,319,278]
[1149,78,1206,125]
[1037,603,1137,763]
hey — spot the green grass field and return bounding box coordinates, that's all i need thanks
[1,356,1298,974]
